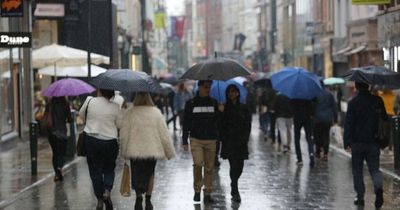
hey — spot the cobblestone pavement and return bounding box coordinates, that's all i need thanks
[3,118,400,210]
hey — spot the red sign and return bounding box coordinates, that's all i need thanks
[1,0,23,17]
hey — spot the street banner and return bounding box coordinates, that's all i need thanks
[155,11,166,29]
[352,0,390,4]
[1,0,23,17]
[0,32,32,48]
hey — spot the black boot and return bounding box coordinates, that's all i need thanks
[231,182,241,202]
[135,195,143,210]
[145,195,153,210]
[375,188,384,209]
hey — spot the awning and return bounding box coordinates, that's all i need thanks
[333,46,353,56]
[344,44,367,55]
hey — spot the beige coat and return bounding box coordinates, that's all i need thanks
[119,106,175,160]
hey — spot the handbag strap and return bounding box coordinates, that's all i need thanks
[84,98,94,123]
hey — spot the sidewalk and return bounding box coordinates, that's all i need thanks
[0,136,81,208]
[329,129,400,180]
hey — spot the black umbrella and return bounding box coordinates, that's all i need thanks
[162,76,180,85]
[180,55,251,80]
[343,66,400,89]
[90,69,161,92]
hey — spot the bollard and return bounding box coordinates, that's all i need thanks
[29,121,38,175]
[66,110,77,161]
[394,116,400,170]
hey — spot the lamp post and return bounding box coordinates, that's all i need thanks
[87,0,92,77]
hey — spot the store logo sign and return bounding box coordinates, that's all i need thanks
[0,32,32,48]
[1,0,23,17]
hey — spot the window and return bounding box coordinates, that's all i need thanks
[0,49,15,135]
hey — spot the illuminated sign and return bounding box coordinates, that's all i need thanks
[0,32,32,48]
[352,0,390,4]
[1,0,23,17]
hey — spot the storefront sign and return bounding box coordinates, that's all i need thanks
[0,32,32,48]
[1,0,23,17]
[352,0,390,4]
[34,3,64,17]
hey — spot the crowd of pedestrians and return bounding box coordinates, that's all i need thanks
[42,76,396,210]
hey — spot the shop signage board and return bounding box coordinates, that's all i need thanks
[1,0,23,17]
[352,0,390,4]
[0,32,32,48]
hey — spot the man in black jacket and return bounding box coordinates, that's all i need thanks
[344,82,387,209]
[182,80,220,203]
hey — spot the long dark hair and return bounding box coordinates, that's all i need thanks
[225,84,240,107]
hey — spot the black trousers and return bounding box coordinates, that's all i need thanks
[313,122,331,156]
[294,117,314,161]
[269,112,277,142]
[130,159,157,195]
[228,159,244,195]
[85,136,119,198]
[48,132,67,174]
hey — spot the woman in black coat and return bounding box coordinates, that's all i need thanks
[220,84,252,202]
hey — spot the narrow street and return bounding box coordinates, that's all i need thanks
[3,116,400,210]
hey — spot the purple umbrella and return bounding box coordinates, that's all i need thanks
[43,78,95,97]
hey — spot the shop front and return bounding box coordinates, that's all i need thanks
[378,8,400,72]
[345,17,383,68]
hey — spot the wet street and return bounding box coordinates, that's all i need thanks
[3,117,400,210]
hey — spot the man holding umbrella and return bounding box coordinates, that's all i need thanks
[182,80,220,203]
[344,82,387,208]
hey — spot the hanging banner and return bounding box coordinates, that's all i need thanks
[352,0,390,4]
[155,11,166,29]
[1,0,23,17]
[0,32,32,48]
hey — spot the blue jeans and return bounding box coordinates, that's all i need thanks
[351,143,383,199]
[259,113,270,135]
[85,135,119,198]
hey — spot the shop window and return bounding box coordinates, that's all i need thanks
[0,49,15,135]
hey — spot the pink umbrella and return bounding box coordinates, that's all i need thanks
[42,78,95,97]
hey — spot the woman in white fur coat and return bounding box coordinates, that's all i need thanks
[120,92,175,210]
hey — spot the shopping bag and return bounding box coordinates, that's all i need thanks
[120,162,131,197]
[330,125,343,147]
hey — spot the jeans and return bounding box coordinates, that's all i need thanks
[294,117,314,162]
[85,135,119,198]
[259,113,270,135]
[351,143,383,199]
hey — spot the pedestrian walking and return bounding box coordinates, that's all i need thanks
[79,89,122,210]
[313,81,337,161]
[169,82,192,130]
[291,99,316,167]
[45,96,72,181]
[182,80,220,203]
[219,84,252,202]
[344,82,387,209]
[120,92,175,210]
[274,93,293,153]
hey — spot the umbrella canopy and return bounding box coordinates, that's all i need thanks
[42,78,95,97]
[270,67,322,100]
[38,64,107,77]
[180,56,251,80]
[231,76,248,85]
[194,80,248,104]
[343,66,400,89]
[323,77,345,85]
[90,69,161,92]
[161,75,181,85]
[32,43,110,68]
[159,82,175,93]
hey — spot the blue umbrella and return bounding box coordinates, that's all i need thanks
[194,80,247,104]
[270,67,322,100]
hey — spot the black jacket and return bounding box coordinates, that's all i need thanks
[344,90,388,148]
[49,98,72,139]
[220,103,252,159]
[274,93,293,118]
[182,95,220,145]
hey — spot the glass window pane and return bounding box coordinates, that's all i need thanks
[0,49,15,134]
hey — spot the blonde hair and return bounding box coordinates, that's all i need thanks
[133,92,155,106]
